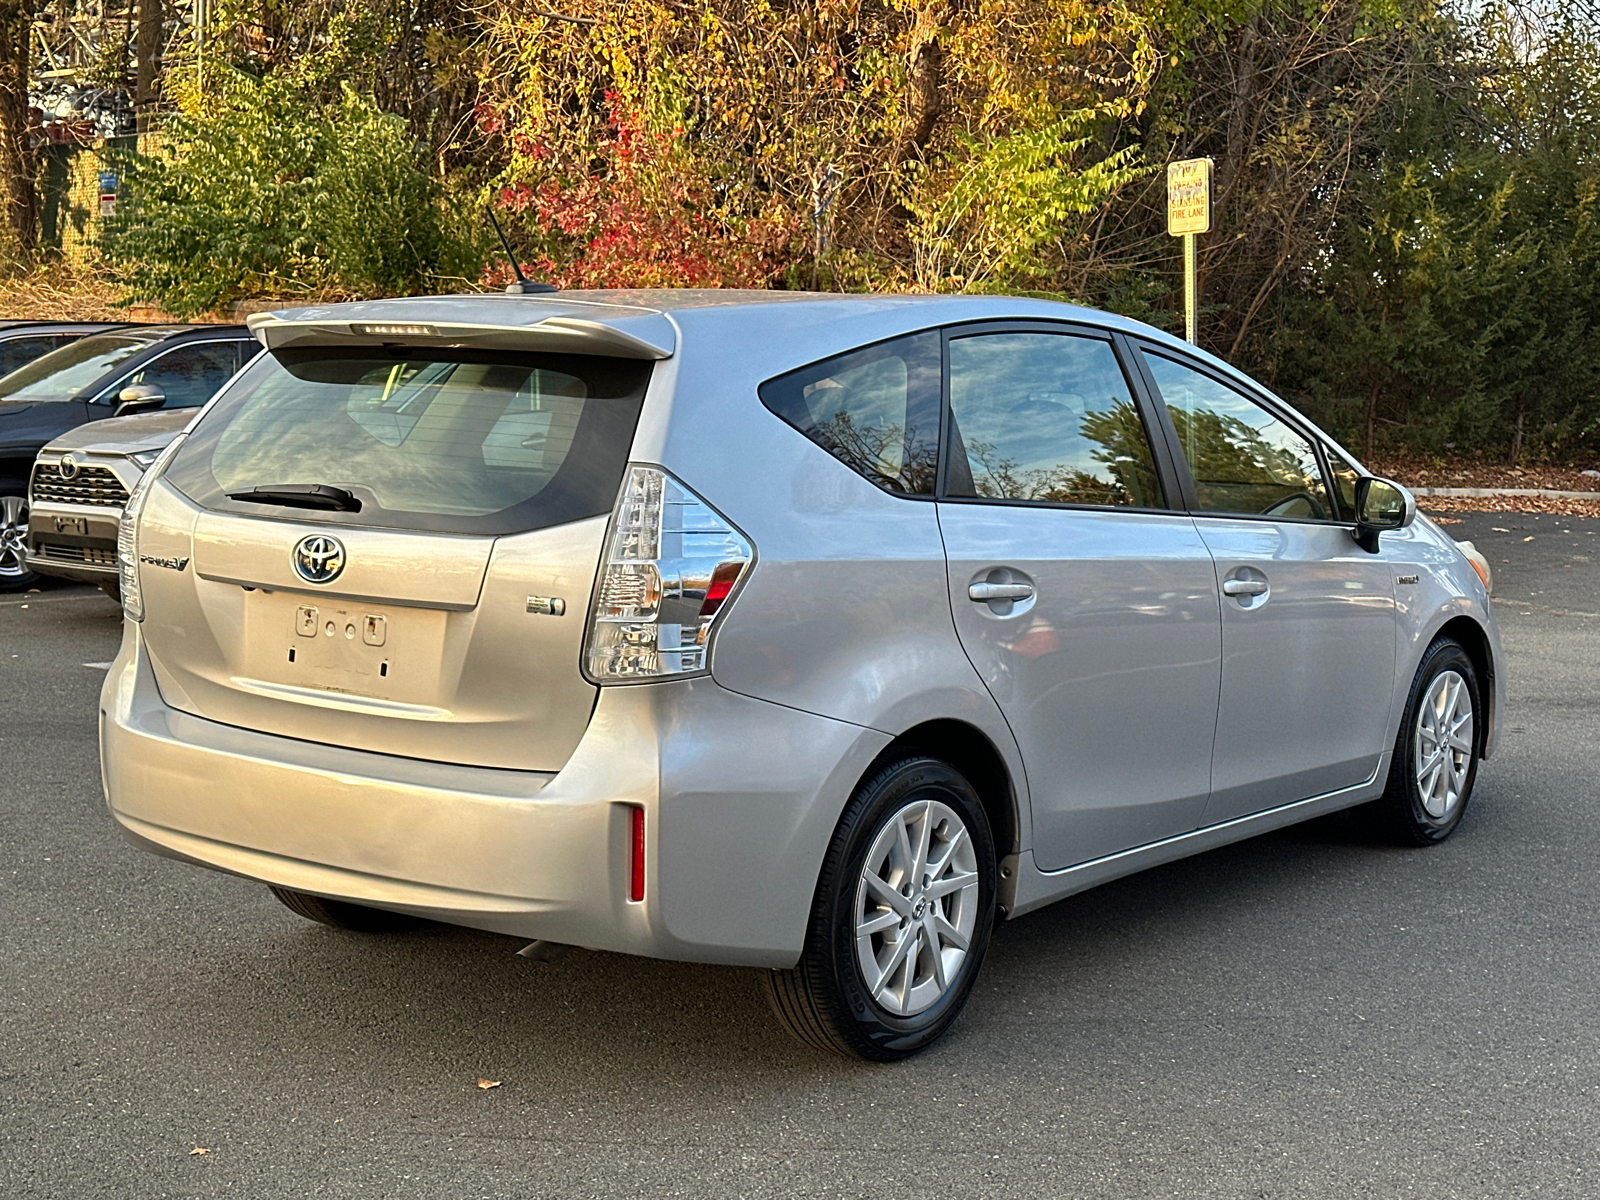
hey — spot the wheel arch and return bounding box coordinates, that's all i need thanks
[1434,614,1495,758]
[865,718,1021,869]
[0,456,31,487]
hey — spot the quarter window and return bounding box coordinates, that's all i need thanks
[758,332,941,496]
[945,331,1164,508]
[1142,351,1332,520]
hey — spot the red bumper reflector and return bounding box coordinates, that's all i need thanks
[628,805,645,903]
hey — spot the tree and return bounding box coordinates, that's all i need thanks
[102,72,484,314]
[0,0,38,263]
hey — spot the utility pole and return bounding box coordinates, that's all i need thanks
[1166,158,1212,345]
[135,0,160,134]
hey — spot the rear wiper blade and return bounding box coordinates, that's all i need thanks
[226,484,362,512]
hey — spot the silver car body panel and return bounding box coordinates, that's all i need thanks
[101,289,1506,967]
[938,503,1221,870]
[1193,517,1399,825]
[137,481,608,772]
[104,622,888,966]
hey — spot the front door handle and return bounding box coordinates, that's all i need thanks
[1222,578,1269,597]
[969,581,1035,602]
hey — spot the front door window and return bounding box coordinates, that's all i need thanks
[1144,351,1331,520]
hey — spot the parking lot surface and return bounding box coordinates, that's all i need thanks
[3,512,1597,1199]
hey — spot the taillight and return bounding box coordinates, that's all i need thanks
[583,465,754,682]
[116,436,187,623]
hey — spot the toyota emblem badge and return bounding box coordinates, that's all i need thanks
[58,454,80,481]
[292,534,346,584]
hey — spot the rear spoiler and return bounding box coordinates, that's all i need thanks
[246,312,676,360]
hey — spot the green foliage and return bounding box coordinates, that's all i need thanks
[102,72,484,316]
[906,112,1153,292]
[1268,11,1600,461]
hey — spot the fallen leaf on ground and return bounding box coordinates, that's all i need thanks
[189,1147,209,1156]
[477,1078,501,1090]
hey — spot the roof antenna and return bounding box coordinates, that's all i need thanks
[486,205,558,294]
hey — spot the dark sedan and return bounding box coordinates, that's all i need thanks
[0,324,258,591]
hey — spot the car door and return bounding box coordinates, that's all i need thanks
[936,325,1223,871]
[1133,345,1398,824]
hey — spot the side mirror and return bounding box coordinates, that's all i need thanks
[114,383,167,417]
[1352,475,1415,552]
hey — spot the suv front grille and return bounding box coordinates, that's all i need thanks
[36,544,118,566]
[30,463,130,508]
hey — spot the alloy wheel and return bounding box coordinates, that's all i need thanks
[854,799,981,1017]
[1414,668,1474,820]
[0,493,28,580]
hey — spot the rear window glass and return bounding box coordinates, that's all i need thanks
[165,348,651,535]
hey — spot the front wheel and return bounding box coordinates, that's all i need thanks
[1371,638,1482,845]
[0,484,39,593]
[765,756,997,1061]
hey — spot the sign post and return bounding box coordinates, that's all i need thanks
[1166,158,1212,345]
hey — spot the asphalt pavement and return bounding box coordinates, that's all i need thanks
[2,511,1597,1199]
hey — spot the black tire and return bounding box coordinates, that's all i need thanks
[0,480,39,593]
[1370,637,1482,846]
[269,886,413,932]
[765,756,997,1061]
[97,578,121,604]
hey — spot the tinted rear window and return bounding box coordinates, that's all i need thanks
[165,348,651,535]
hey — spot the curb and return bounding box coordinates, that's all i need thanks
[1411,486,1600,501]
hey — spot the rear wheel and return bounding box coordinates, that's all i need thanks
[765,756,997,1061]
[269,886,413,932]
[1371,638,1481,845]
[0,484,39,593]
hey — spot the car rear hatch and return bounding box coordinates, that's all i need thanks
[135,309,667,771]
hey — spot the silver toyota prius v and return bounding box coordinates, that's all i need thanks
[100,291,1504,1060]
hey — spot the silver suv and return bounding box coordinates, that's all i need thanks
[101,291,1504,1060]
[27,409,191,597]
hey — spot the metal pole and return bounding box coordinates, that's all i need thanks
[1183,232,1197,344]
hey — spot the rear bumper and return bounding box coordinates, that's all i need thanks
[100,624,888,967]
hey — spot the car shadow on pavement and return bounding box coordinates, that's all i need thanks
[120,803,1425,1091]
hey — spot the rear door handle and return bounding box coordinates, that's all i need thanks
[1222,578,1268,596]
[969,581,1035,602]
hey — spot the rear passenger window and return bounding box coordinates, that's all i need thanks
[945,331,1164,508]
[759,332,941,496]
[1142,351,1333,520]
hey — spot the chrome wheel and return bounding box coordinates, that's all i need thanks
[1414,668,1474,820]
[0,492,29,581]
[854,799,980,1018]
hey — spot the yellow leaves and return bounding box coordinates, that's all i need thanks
[189,1147,210,1156]
[477,1078,502,1089]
